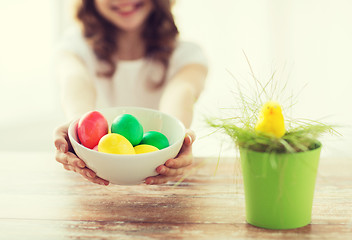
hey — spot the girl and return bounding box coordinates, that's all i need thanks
[53,0,208,185]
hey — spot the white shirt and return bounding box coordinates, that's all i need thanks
[57,26,208,109]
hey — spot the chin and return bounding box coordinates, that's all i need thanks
[115,21,144,32]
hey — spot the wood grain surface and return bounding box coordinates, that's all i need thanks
[0,152,351,239]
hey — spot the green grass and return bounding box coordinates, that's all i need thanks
[207,117,337,153]
[207,53,339,154]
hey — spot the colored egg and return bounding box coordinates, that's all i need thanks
[98,133,135,155]
[140,131,169,150]
[134,144,159,154]
[111,114,143,146]
[77,111,108,149]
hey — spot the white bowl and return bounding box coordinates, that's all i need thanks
[68,107,185,185]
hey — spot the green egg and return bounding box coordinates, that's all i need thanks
[140,131,169,150]
[111,114,143,146]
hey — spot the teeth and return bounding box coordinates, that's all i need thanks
[118,4,135,13]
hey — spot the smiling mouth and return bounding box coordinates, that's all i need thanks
[111,1,145,16]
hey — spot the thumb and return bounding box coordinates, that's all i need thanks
[184,129,196,146]
[53,122,71,153]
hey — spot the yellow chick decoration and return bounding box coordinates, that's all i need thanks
[255,101,286,138]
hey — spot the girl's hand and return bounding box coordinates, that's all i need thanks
[144,129,196,185]
[53,122,109,186]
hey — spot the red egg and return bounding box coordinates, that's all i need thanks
[77,111,108,149]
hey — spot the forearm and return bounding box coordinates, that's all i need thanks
[60,75,96,120]
[159,81,196,128]
[159,64,207,128]
[57,53,97,120]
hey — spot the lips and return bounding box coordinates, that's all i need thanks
[111,1,144,16]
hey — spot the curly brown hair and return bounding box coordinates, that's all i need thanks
[76,0,179,87]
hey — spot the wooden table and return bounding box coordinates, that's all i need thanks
[0,152,351,239]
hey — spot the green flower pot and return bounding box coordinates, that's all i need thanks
[240,144,321,229]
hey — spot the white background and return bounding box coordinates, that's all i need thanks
[0,0,351,158]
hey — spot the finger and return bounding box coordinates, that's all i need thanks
[177,131,194,153]
[65,151,86,168]
[185,129,196,146]
[89,177,110,186]
[163,134,194,170]
[55,151,86,169]
[56,151,69,165]
[62,164,109,186]
[156,165,185,176]
[175,131,195,157]
[63,164,71,171]
[165,152,193,169]
[53,123,70,153]
[77,168,109,186]
[79,167,96,179]
[63,163,78,172]
[70,155,86,169]
[54,138,67,153]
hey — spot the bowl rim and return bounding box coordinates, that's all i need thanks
[68,106,186,157]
